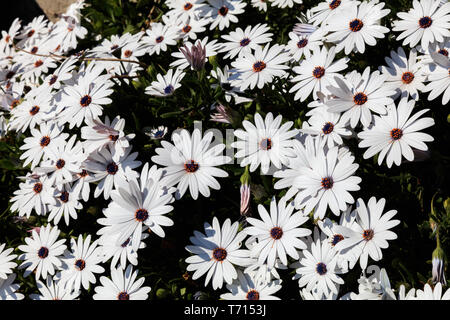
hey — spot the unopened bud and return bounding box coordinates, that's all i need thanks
[432,246,446,285]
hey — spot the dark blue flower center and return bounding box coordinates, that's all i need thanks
[270,227,283,240]
[31,46,38,54]
[349,19,364,32]
[212,247,227,262]
[353,92,368,105]
[312,66,325,79]
[106,162,118,175]
[56,159,66,169]
[74,259,86,271]
[33,182,43,193]
[297,38,308,48]
[29,105,40,115]
[156,36,164,43]
[390,128,403,141]
[240,38,251,47]
[419,16,432,28]
[154,130,165,138]
[49,75,58,85]
[322,122,334,134]
[60,191,69,203]
[438,49,448,57]
[321,177,334,190]
[78,169,89,178]
[363,229,374,241]
[218,6,229,16]
[184,160,199,173]
[329,0,341,9]
[331,234,344,246]
[401,72,415,84]
[246,290,260,300]
[135,208,149,222]
[164,85,174,95]
[109,135,119,142]
[316,262,327,275]
[38,246,49,259]
[184,2,193,10]
[40,136,51,147]
[182,25,192,33]
[80,95,92,107]
[118,292,130,300]
[252,61,266,72]
[260,138,272,150]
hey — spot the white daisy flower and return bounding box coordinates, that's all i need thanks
[93,265,151,300]
[201,0,247,31]
[16,15,49,47]
[96,163,175,252]
[308,0,360,26]
[81,115,136,159]
[416,282,450,300]
[151,128,231,200]
[18,224,67,280]
[145,68,185,97]
[30,277,80,300]
[34,135,85,186]
[357,98,435,168]
[59,234,105,292]
[290,46,349,102]
[244,196,311,268]
[334,197,400,270]
[219,24,273,60]
[0,274,24,300]
[178,16,211,40]
[185,217,252,290]
[83,145,141,200]
[287,28,326,61]
[300,106,352,148]
[19,122,68,169]
[10,173,56,218]
[47,183,83,226]
[392,0,450,51]
[295,236,345,297]
[270,0,303,9]
[325,0,390,54]
[144,125,168,140]
[220,269,282,300]
[326,67,396,128]
[230,43,291,91]
[165,0,207,24]
[231,112,298,174]
[380,47,427,101]
[0,17,21,49]
[0,244,17,280]
[143,22,179,56]
[423,53,450,104]
[251,0,268,11]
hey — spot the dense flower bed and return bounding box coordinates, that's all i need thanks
[0,0,449,300]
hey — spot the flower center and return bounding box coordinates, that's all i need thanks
[5,35,10,43]
[164,85,174,95]
[34,60,43,67]
[111,44,119,51]
[353,92,368,105]
[316,262,327,275]
[321,177,334,190]
[212,247,227,262]
[270,227,283,240]
[33,182,43,194]
[252,61,266,72]
[184,160,199,173]
[297,38,308,48]
[438,49,449,57]
[49,75,58,85]
[322,122,334,134]
[363,229,374,241]
[29,105,40,115]
[260,138,272,150]
[182,25,192,33]
[331,234,344,246]
[123,50,132,58]
[349,19,364,32]
[56,159,66,169]
[78,169,88,178]
[109,134,119,142]
[118,292,130,300]
[390,128,403,141]
[246,290,260,300]
[106,162,119,175]
[329,0,341,9]
[60,191,69,203]
[74,259,86,271]
[31,46,38,54]
[184,2,193,10]
[401,72,415,84]
[10,99,20,109]
[38,247,49,259]
[153,130,165,138]
[419,16,432,28]
[27,29,35,37]
[156,36,164,43]
[6,71,15,79]
[312,66,325,79]
[40,136,51,147]
[218,6,229,16]
[240,38,251,47]
[80,95,92,107]
[135,208,149,222]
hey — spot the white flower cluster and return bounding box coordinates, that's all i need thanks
[0,0,448,301]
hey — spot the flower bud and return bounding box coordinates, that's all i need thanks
[432,246,446,285]
[180,41,206,71]
[240,167,251,216]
